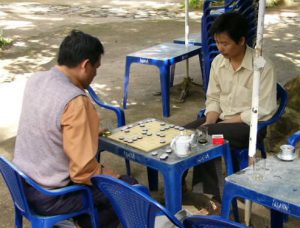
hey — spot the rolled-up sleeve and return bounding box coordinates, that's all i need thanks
[205,62,222,115]
[61,95,101,185]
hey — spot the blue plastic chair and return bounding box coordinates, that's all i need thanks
[91,175,184,228]
[91,175,248,228]
[197,83,288,171]
[0,156,98,228]
[288,130,300,147]
[87,85,131,176]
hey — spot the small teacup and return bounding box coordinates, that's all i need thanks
[280,144,295,159]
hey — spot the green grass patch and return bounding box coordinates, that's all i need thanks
[0,34,13,49]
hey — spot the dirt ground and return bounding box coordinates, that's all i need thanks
[0,0,299,227]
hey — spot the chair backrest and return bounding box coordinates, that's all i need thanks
[183,215,249,228]
[91,175,184,228]
[288,130,300,147]
[258,83,288,130]
[87,85,125,127]
[0,156,31,217]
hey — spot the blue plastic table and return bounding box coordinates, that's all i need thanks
[99,118,233,214]
[221,156,300,228]
[173,33,202,46]
[122,43,201,117]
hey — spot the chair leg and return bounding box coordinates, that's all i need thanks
[15,208,23,228]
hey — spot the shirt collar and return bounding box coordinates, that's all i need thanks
[219,45,253,71]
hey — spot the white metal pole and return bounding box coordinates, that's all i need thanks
[245,0,266,226]
[185,0,190,78]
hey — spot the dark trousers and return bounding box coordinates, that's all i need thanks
[184,118,265,201]
[24,175,137,228]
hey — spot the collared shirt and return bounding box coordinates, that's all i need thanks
[205,46,277,125]
[61,95,101,185]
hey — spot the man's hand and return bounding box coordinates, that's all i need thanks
[219,115,242,123]
[203,111,220,125]
[101,166,121,179]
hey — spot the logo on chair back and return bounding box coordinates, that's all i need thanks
[140,58,149,64]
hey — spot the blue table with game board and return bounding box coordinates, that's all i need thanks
[99,118,233,214]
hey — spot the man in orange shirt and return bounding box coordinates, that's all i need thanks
[13,30,137,228]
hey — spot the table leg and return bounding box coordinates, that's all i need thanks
[223,143,233,175]
[162,167,183,214]
[271,209,284,228]
[147,167,158,191]
[159,65,171,117]
[123,58,132,109]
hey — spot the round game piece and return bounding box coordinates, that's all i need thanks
[127,139,133,143]
[179,127,185,131]
[139,124,145,127]
[164,126,169,130]
[147,132,152,136]
[165,148,172,153]
[159,153,168,160]
[169,124,175,128]
[160,139,166,143]
[142,131,147,135]
[123,138,128,142]
[138,135,143,139]
[160,122,166,126]
[160,133,166,137]
[156,132,161,136]
[174,126,180,130]
[124,129,130,133]
[128,124,133,128]
[118,136,124,140]
[132,136,138,141]
[151,151,158,156]
[160,127,165,131]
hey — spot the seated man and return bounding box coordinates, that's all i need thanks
[185,12,277,202]
[13,30,136,228]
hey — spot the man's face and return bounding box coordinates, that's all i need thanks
[81,56,101,89]
[214,32,245,59]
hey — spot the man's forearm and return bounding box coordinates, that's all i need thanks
[204,111,220,125]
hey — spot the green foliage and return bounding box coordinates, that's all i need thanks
[189,0,203,9]
[0,33,13,49]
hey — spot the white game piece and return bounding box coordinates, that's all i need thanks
[160,139,166,143]
[159,153,168,160]
[165,148,172,153]
[169,124,175,128]
[138,136,143,139]
[127,139,133,143]
[156,132,161,136]
[179,127,185,131]
[124,129,130,133]
[118,136,124,140]
[147,132,152,136]
[151,151,158,156]
[160,122,166,126]
[160,127,165,131]
[160,133,166,137]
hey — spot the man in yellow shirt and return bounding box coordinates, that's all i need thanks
[185,12,277,202]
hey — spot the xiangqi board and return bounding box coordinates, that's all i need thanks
[106,118,193,152]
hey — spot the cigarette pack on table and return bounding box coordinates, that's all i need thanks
[212,134,224,145]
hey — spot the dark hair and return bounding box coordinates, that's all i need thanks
[57,30,104,67]
[209,12,248,44]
